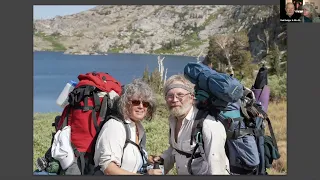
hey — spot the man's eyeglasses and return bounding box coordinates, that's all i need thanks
[166,93,191,101]
[130,100,150,108]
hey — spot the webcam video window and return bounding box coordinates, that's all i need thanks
[280,0,320,23]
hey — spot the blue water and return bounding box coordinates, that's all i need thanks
[33,51,198,113]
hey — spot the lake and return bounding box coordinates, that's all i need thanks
[33,51,198,113]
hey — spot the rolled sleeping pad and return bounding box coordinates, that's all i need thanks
[252,85,270,112]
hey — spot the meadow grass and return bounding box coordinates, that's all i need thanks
[33,94,287,175]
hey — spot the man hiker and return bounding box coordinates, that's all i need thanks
[149,74,230,175]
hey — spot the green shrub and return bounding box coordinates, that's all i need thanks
[142,67,163,94]
[268,73,287,101]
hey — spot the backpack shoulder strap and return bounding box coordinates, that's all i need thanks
[107,115,141,167]
[187,109,209,175]
[252,103,279,152]
[89,89,102,133]
[113,116,147,169]
[67,85,102,133]
[107,115,131,143]
[190,109,209,145]
[243,100,279,151]
[98,94,110,121]
[88,94,116,163]
[92,114,132,174]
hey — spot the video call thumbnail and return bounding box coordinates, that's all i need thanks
[280,0,320,23]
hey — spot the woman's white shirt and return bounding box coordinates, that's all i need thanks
[94,118,146,174]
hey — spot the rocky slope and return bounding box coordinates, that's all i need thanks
[33,5,286,61]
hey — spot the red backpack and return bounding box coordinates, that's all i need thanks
[53,72,122,175]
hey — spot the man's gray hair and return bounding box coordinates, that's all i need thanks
[118,78,156,121]
[163,74,195,97]
[286,2,294,8]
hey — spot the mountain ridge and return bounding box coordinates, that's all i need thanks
[33,5,286,62]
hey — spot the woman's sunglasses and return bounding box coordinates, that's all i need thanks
[131,100,150,108]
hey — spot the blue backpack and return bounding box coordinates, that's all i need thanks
[182,62,280,175]
[184,62,244,110]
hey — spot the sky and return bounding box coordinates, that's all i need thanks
[33,5,97,20]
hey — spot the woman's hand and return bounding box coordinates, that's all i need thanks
[147,169,163,175]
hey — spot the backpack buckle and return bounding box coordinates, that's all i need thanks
[195,132,203,144]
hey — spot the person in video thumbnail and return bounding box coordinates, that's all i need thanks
[283,2,301,20]
[300,4,320,23]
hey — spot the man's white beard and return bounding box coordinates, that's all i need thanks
[169,103,193,118]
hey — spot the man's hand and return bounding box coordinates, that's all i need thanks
[147,155,162,164]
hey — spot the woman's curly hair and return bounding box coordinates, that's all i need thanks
[117,78,157,121]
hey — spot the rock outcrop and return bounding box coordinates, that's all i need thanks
[34,5,286,61]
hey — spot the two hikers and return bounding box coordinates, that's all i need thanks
[92,75,230,175]
[35,64,278,175]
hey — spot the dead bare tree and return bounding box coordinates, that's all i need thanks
[196,50,204,63]
[157,55,165,81]
[214,34,234,75]
[257,29,270,55]
[164,68,168,85]
[157,55,168,87]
